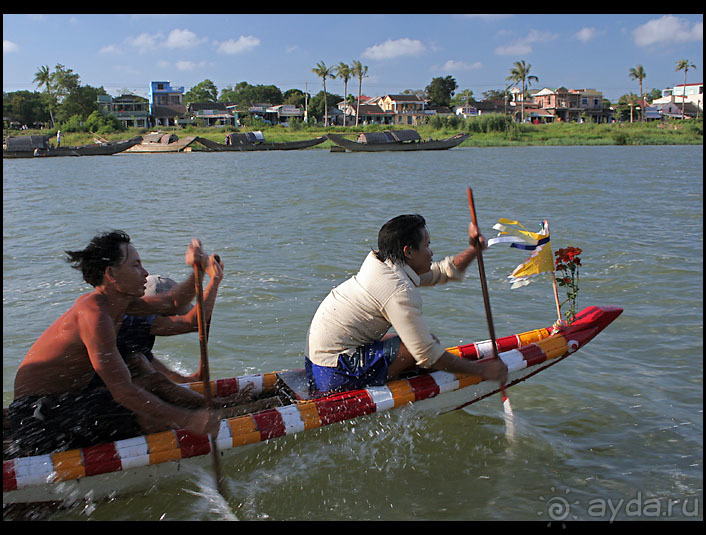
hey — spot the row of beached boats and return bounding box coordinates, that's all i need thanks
[3,129,469,158]
[3,306,622,506]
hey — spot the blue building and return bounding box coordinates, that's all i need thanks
[148,81,187,127]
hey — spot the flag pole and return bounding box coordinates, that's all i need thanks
[543,220,563,324]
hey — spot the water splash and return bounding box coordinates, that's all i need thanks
[182,466,239,521]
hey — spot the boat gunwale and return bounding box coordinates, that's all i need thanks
[3,305,622,503]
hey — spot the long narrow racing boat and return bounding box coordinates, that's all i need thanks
[327,131,468,152]
[3,306,621,505]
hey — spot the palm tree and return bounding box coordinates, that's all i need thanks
[334,62,352,127]
[312,61,334,126]
[675,59,697,120]
[33,64,56,128]
[628,64,646,122]
[506,60,538,123]
[351,60,368,127]
[624,93,639,123]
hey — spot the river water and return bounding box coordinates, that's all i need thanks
[3,145,702,521]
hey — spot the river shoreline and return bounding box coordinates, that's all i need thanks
[4,118,703,151]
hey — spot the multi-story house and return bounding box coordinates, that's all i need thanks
[149,81,188,127]
[531,87,581,122]
[526,87,612,123]
[97,94,150,129]
[652,82,703,116]
[378,94,426,126]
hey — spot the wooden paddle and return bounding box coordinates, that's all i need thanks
[466,187,513,419]
[193,261,226,497]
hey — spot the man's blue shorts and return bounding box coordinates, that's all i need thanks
[305,336,401,393]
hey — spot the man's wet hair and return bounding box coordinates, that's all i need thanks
[375,214,427,265]
[65,230,131,287]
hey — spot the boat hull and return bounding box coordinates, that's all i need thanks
[327,133,469,152]
[195,136,327,151]
[123,137,198,153]
[2,137,142,158]
[3,306,621,505]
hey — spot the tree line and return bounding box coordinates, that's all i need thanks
[3,58,698,133]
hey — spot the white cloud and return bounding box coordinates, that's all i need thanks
[3,40,19,54]
[362,38,426,60]
[216,35,261,55]
[632,15,703,47]
[128,32,164,51]
[165,28,206,49]
[574,27,597,43]
[495,29,558,56]
[435,59,482,72]
[99,44,122,54]
[176,60,197,71]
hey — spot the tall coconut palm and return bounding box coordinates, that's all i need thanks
[506,60,538,123]
[351,60,368,127]
[334,62,352,127]
[675,59,697,120]
[628,64,647,122]
[33,64,56,128]
[312,61,334,126]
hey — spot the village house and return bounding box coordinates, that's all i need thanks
[97,94,150,129]
[378,94,426,126]
[338,96,396,124]
[187,102,236,127]
[455,100,506,118]
[149,81,188,127]
[651,82,703,118]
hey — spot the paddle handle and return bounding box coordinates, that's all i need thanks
[194,264,213,400]
[194,263,225,494]
[466,187,499,361]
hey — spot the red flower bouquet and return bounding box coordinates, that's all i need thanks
[555,247,582,323]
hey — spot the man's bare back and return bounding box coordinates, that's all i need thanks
[14,293,125,397]
[10,233,222,452]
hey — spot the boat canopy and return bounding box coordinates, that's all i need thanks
[5,135,50,151]
[226,131,266,145]
[356,130,421,144]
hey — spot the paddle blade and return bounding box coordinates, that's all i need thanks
[502,395,513,417]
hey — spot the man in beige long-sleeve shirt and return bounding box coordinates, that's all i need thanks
[305,214,507,392]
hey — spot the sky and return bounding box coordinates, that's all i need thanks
[3,14,703,103]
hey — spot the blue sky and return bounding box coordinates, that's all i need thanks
[3,14,703,103]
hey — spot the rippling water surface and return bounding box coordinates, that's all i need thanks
[3,145,702,520]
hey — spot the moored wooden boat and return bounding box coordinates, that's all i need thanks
[3,135,143,158]
[123,133,198,153]
[195,132,327,151]
[3,306,621,505]
[327,130,469,152]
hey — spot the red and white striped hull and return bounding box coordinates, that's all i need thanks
[3,306,622,505]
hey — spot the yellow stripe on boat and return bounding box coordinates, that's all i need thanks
[297,401,322,430]
[228,415,261,447]
[387,379,416,407]
[51,449,85,482]
[535,335,569,360]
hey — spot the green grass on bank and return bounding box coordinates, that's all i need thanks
[4,115,703,149]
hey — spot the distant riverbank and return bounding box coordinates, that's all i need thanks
[4,117,702,149]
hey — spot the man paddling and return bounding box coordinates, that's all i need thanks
[305,214,508,392]
[119,270,262,412]
[9,231,224,456]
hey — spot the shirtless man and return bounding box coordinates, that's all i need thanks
[9,231,224,456]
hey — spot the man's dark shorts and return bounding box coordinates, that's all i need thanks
[7,386,141,457]
[305,336,401,393]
